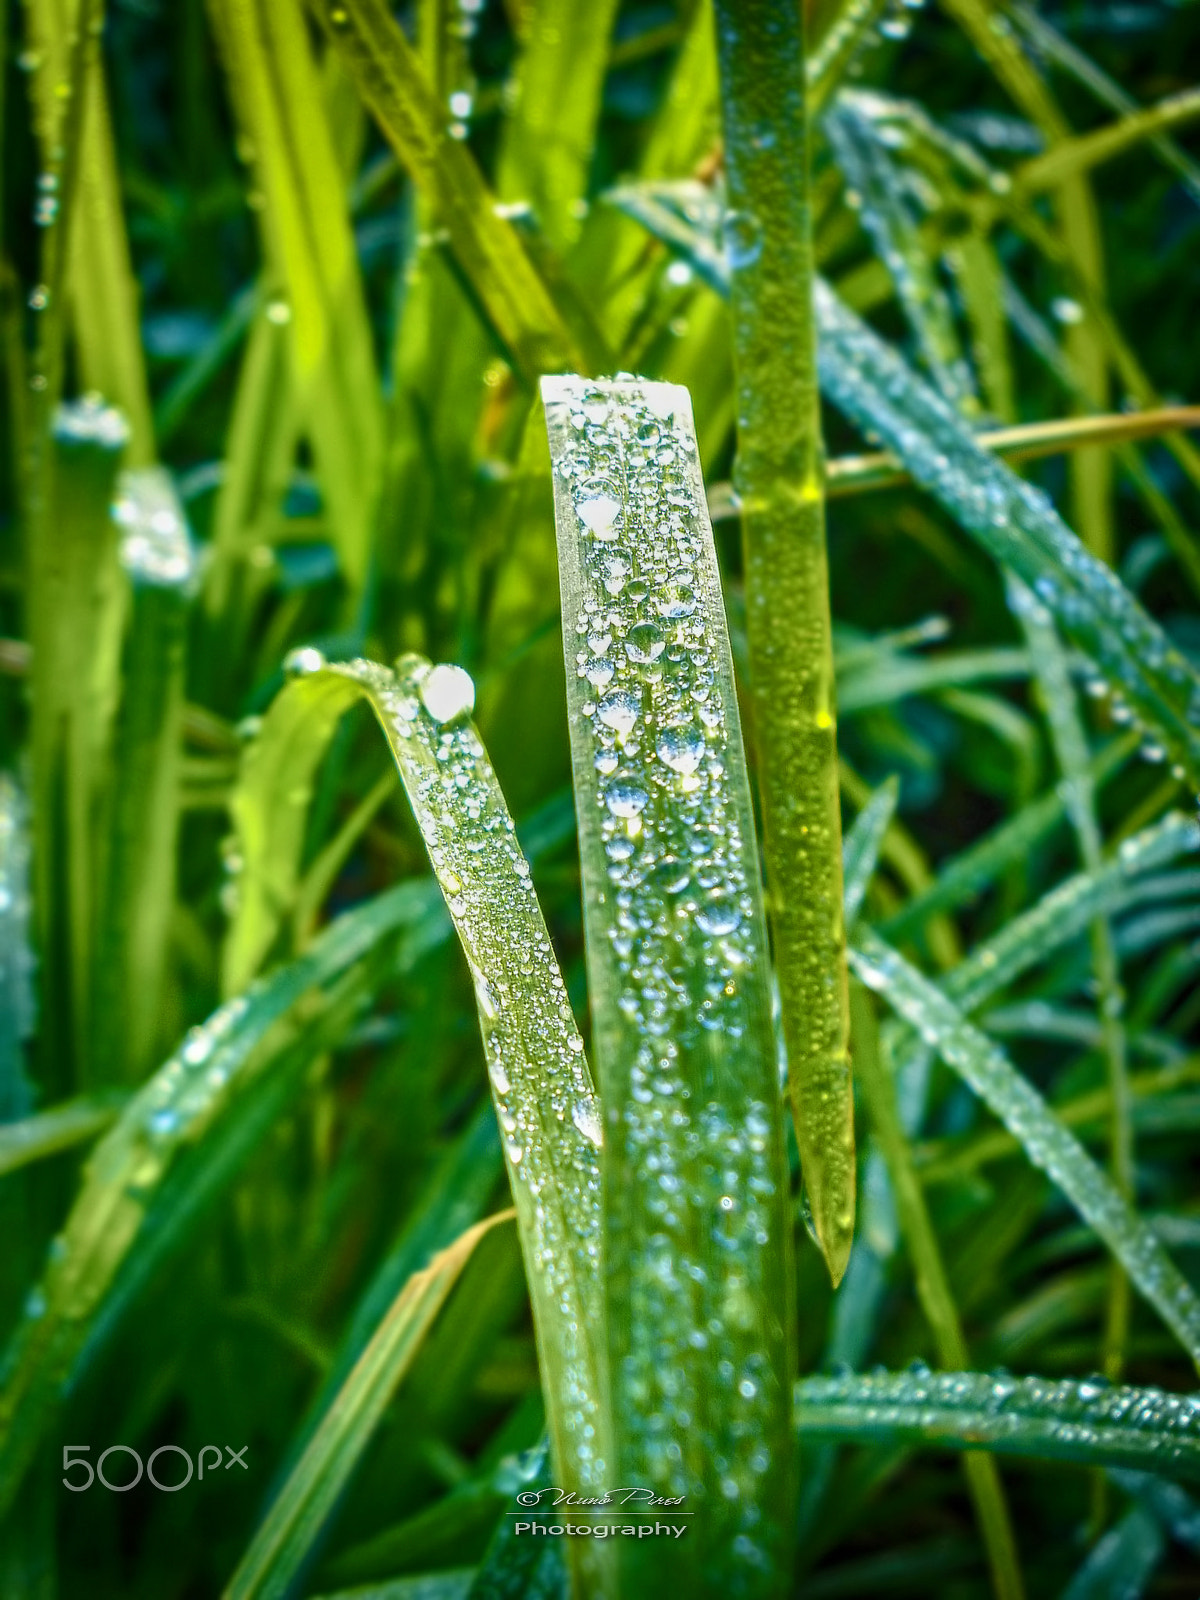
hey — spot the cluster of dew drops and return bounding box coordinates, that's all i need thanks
[554,381,784,1526]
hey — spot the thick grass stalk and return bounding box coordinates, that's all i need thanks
[544,376,795,1595]
[713,0,855,1285]
[793,1369,1200,1481]
[852,983,1025,1600]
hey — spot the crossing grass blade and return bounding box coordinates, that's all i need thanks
[544,374,795,1594]
[714,0,855,1287]
[606,180,1200,787]
[848,927,1200,1371]
[223,1211,515,1600]
[792,1369,1200,1481]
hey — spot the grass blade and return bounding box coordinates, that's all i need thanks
[309,0,587,381]
[843,776,899,928]
[848,926,1200,1370]
[714,0,855,1285]
[852,982,1025,1600]
[0,883,430,1518]
[27,399,129,1093]
[793,1369,1200,1481]
[207,0,384,594]
[496,0,620,251]
[223,1211,514,1600]
[1059,1506,1164,1600]
[225,656,608,1521]
[90,470,196,1084]
[544,375,795,1593]
[0,1094,125,1179]
[0,775,35,1121]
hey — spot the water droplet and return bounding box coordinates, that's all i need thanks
[605,784,648,819]
[420,663,476,725]
[576,478,622,536]
[696,893,741,936]
[656,726,705,776]
[655,578,697,619]
[625,622,665,664]
[723,209,763,271]
[283,645,327,678]
[597,687,641,738]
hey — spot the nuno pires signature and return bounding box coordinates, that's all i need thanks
[516,1486,686,1509]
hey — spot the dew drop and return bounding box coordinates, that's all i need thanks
[605,784,648,819]
[283,645,327,678]
[576,478,622,536]
[656,726,705,776]
[696,893,741,936]
[597,687,641,738]
[625,621,665,665]
[420,663,476,725]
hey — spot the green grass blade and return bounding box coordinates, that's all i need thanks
[223,1211,514,1600]
[880,734,1136,941]
[605,183,1200,784]
[496,0,620,251]
[25,0,155,464]
[1013,90,1200,198]
[812,282,1200,785]
[225,656,607,1520]
[0,883,428,1517]
[89,470,196,1084]
[207,0,384,595]
[1060,1506,1164,1600]
[0,1094,125,1179]
[28,399,129,1093]
[714,0,855,1286]
[825,97,979,413]
[309,0,586,381]
[792,1369,1200,1481]
[848,926,1200,1370]
[0,774,35,1121]
[843,776,899,928]
[544,374,795,1593]
[852,982,1025,1600]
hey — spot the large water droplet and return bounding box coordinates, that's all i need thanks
[695,893,742,936]
[576,478,622,536]
[605,784,648,819]
[597,687,641,738]
[626,622,665,664]
[657,726,705,776]
[723,209,763,271]
[420,663,476,725]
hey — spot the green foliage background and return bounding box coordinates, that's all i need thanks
[0,0,1199,1595]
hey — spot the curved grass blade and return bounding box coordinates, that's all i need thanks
[225,657,607,1523]
[848,926,1200,1370]
[812,283,1200,787]
[793,1369,1200,1482]
[307,0,586,382]
[714,0,855,1286]
[91,470,196,1084]
[544,375,794,1594]
[0,882,430,1518]
[223,1211,514,1600]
